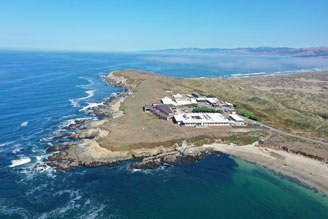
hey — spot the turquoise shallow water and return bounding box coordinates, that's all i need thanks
[0,51,327,218]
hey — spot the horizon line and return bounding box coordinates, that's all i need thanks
[1,45,328,53]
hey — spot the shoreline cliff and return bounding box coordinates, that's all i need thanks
[44,71,217,172]
[43,70,328,196]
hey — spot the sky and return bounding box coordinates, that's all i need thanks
[0,0,327,52]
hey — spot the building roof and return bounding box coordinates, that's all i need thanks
[206,98,219,104]
[196,97,207,102]
[229,114,244,122]
[161,97,176,105]
[174,113,231,125]
[173,93,183,99]
[175,100,192,105]
[156,104,174,115]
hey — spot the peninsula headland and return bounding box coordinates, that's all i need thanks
[45,70,328,195]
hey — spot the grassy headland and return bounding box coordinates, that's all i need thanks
[97,70,255,149]
[97,70,328,160]
[175,71,328,142]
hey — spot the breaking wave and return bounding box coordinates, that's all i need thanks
[20,121,28,127]
[79,102,104,113]
[69,90,95,107]
[9,157,31,168]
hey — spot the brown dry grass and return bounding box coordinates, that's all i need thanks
[97,70,328,160]
[177,71,328,142]
[97,70,252,149]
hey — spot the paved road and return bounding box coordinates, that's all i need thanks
[242,117,328,146]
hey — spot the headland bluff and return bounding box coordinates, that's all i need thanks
[45,70,328,195]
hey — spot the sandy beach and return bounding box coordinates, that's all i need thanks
[204,142,328,196]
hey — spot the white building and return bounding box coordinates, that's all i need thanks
[206,98,219,106]
[229,114,245,126]
[161,97,176,105]
[229,114,244,122]
[175,100,192,105]
[174,113,232,126]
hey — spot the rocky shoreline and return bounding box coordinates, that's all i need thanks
[39,70,328,197]
[44,71,134,171]
[43,71,218,172]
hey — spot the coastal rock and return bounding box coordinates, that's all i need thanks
[45,139,134,171]
[45,143,70,153]
[131,146,215,170]
[64,119,83,130]
[68,139,133,166]
[92,106,112,117]
[131,146,174,158]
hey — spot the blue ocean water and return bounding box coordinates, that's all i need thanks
[0,51,328,218]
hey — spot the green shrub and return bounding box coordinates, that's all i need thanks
[187,103,198,108]
[240,111,262,121]
[192,106,222,113]
[207,94,216,98]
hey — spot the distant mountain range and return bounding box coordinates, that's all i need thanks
[154,47,328,58]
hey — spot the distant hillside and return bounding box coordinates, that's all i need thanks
[155,47,328,58]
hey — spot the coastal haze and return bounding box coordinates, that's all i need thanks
[1,0,328,218]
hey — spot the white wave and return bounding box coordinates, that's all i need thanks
[69,90,95,108]
[60,114,78,120]
[110,92,119,98]
[77,76,94,89]
[69,98,79,107]
[20,121,28,127]
[55,117,94,134]
[249,72,266,75]
[34,161,51,173]
[79,102,104,112]
[39,190,83,219]
[131,168,142,173]
[85,90,95,99]
[0,140,15,147]
[79,204,106,219]
[12,147,22,154]
[231,72,267,77]
[58,117,86,129]
[0,204,30,219]
[9,157,31,167]
[231,73,243,77]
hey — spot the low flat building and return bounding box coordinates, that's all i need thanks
[229,114,244,122]
[206,98,219,106]
[174,113,231,126]
[192,92,202,98]
[190,98,197,104]
[196,97,207,102]
[155,104,174,117]
[175,100,192,105]
[161,97,176,105]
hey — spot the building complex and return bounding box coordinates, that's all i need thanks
[144,92,244,127]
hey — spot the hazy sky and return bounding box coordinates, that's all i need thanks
[1,0,327,51]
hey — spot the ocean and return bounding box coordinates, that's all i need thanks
[0,50,327,218]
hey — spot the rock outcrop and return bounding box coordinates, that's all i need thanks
[44,71,218,172]
[131,146,216,170]
[44,71,139,172]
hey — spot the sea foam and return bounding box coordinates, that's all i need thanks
[0,141,15,147]
[79,102,104,112]
[69,90,95,107]
[20,121,28,127]
[9,157,31,167]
